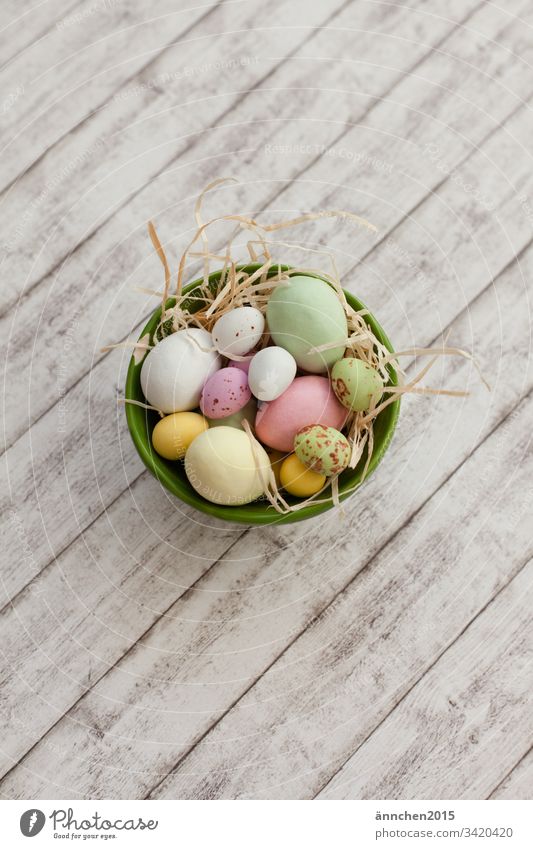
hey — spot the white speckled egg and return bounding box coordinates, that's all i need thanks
[140,328,220,413]
[185,426,270,505]
[212,307,265,356]
[248,346,297,401]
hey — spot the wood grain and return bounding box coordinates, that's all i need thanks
[317,562,533,799]
[1,0,531,800]
[489,749,533,800]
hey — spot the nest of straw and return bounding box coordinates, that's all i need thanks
[114,178,485,515]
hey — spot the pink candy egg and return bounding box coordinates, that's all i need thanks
[228,357,252,375]
[255,376,347,452]
[200,367,252,419]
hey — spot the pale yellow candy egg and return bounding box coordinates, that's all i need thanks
[185,426,270,505]
[280,454,326,497]
[152,412,208,460]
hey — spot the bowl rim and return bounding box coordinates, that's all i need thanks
[125,264,401,525]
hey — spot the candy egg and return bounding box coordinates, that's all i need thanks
[331,358,384,411]
[200,367,251,419]
[212,307,265,356]
[280,454,326,497]
[255,375,347,452]
[152,412,208,460]
[248,346,297,401]
[185,426,270,505]
[294,424,350,476]
[266,275,348,373]
[207,397,256,430]
[228,357,252,374]
[140,328,220,413]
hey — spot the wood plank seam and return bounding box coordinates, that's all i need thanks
[0,0,86,74]
[0,0,481,319]
[313,554,533,798]
[487,744,533,798]
[0,0,225,199]
[0,526,251,784]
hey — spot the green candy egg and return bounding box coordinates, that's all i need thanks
[266,275,348,373]
[331,357,384,411]
[294,424,350,476]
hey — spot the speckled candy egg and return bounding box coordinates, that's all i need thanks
[185,426,270,505]
[255,375,347,452]
[266,275,348,373]
[331,357,384,411]
[200,367,251,419]
[212,307,265,357]
[140,328,220,413]
[207,397,256,430]
[294,424,350,476]
[248,346,297,401]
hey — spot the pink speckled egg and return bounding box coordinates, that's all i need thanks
[200,367,251,420]
[255,376,347,452]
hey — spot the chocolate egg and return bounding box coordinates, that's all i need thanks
[140,328,220,413]
[266,275,347,373]
[185,426,270,505]
[331,357,384,411]
[255,375,347,452]
[248,346,297,401]
[294,424,350,476]
[212,307,265,357]
[200,367,251,419]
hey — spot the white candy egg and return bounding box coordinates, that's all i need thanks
[140,328,220,413]
[212,306,265,356]
[248,346,297,401]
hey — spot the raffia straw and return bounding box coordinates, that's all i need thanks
[148,221,171,313]
[194,177,238,290]
[119,398,163,414]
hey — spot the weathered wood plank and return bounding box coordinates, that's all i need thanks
[489,749,533,800]
[0,0,232,190]
[1,263,530,797]
[0,0,358,310]
[317,562,533,799]
[0,0,82,68]
[2,0,530,453]
[3,0,515,318]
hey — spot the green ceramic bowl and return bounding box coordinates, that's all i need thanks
[125,265,400,524]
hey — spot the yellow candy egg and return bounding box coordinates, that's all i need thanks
[280,454,326,497]
[152,412,208,460]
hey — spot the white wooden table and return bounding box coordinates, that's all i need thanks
[1,0,532,800]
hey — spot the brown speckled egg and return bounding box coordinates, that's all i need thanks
[294,424,350,476]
